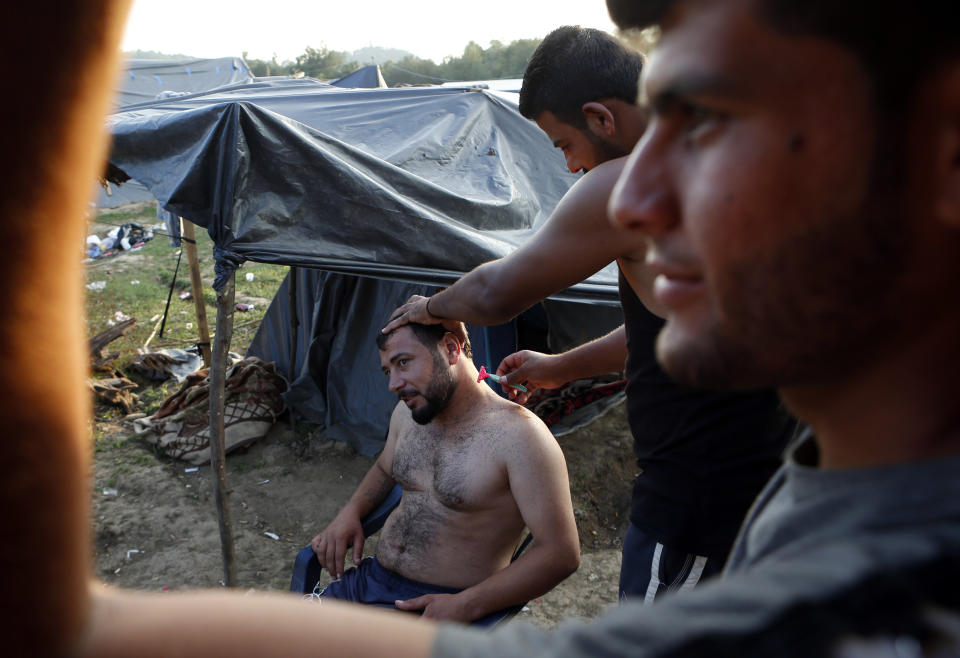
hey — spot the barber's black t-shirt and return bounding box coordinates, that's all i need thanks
[619,271,795,559]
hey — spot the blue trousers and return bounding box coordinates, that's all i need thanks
[619,522,724,604]
[320,556,519,627]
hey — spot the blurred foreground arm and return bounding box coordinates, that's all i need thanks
[2,2,133,654]
[1,3,436,656]
[86,586,434,658]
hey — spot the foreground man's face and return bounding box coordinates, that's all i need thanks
[609,0,906,390]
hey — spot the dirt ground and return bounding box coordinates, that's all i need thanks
[92,396,637,628]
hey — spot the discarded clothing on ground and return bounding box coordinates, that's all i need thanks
[525,375,626,437]
[131,347,205,383]
[89,374,139,414]
[133,356,287,464]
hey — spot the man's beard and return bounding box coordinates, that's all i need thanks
[401,355,458,425]
[582,132,631,172]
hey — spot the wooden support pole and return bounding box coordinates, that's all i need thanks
[210,271,237,587]
[288,266,299,377]
[181,219,212,368]
[288,266,298,432]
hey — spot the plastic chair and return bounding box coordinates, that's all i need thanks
[290,483,403,594]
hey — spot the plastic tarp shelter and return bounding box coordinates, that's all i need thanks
[115,57,253,108]
[332,65,387,89]
[106,78,623,455]
[98,57,254,208]
[441,79,524,93]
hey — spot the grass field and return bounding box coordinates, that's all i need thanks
[87,202,288,417]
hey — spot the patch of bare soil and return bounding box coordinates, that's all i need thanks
[92,397,635,628]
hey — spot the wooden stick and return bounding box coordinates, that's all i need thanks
[182,219,212,367]
[210,272,238,586]
[288,266,299,432]
[142,312,165,350]
[288,266,299,377]
[90,317,137,358]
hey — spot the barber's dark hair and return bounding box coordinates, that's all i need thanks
[520,25,643,127]
[605,0,959,114]
[376,321,473,359]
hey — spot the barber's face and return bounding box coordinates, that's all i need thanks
[536,110,626,173]
[609,0,910,390]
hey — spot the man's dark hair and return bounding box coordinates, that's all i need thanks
[605,0,959,114]
[519,25,643,127]
[376,321,473,359]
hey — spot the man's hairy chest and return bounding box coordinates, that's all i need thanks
[391,426,506,512]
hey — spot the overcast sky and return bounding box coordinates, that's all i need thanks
[121,0,617,64]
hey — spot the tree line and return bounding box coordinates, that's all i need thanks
[244,38,542,86]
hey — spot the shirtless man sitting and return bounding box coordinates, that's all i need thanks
[309,322,580,625]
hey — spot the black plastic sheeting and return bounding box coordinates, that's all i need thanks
[115,57,253,108]
[247,269,623,456]
[332,65,387,89]
[105,79,624,455]
[95,177,155,208]
[248,271,434,454]
[106,79,619,301]
[99,57,254,207]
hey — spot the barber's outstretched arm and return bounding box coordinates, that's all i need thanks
[383,158,645,334]
[496,326,628,404]
[396,414,580,622]
[312,404,403,578]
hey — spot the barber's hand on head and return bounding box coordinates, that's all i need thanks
[384,295,436,332]
[496,350,567,406]
[395,592,476,623]
[382,294,469,346]
[311,511,364,579]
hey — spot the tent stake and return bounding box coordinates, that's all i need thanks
[210,271,238,586]
[182,219,212,368]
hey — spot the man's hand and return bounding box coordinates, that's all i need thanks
[384,295,436,331]
[311,511,365,579]
[395,593,476,623]
[496,351,569,405]
[383,294,469,346]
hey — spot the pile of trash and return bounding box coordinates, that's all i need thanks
[86,222,155,259]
